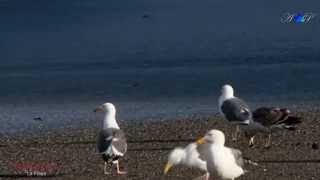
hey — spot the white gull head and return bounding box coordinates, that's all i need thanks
[218,84,235,109]
[164,148,186,174]
[221,84,234,98]
[197,129,245,179]
[94,102,120,129]
[201,129,226,146]
[168,148,185,165]
[164,143,208,175]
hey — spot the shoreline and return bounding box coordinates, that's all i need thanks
[0,111,319,179]
[1,99,320,135]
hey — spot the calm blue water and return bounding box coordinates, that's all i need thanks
[0,0,319,133]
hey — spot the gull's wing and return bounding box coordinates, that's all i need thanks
[253,107,301,128]
[253,107,284,126]
[221,97,251,124]
[97,128,127,156]
[230,148,244,167]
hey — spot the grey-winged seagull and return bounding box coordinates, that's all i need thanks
[164,142,208,178]
[218,84,251,141]
[245,107,302,147]
[196,129,248,180]
[94,102,127,175]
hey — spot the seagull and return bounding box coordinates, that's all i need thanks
[245,107,302,147]
[196,129,247,180]
[94,102,127,175]
[164,143,208,177]
[218,84,252,141]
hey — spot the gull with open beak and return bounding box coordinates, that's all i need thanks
[94,102,127,175]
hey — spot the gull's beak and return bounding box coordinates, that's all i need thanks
[196,137,206,145]
[93,106,103,113]
[164,163,173,175]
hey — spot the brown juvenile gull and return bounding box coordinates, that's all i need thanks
[245,107,302,147]
[94,102,127,175]
[218,84,251,141]
[164,142,208,178]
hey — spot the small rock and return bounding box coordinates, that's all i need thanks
[312,142,318,150]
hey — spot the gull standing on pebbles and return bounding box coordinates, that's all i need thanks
[196,129,249,180]
[245,107,302,147]
[94,102,127,175]
[218,84,251,141]
[164,143,208,177]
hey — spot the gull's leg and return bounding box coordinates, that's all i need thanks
[115,161,127,175]
[248,136,255,147]
[206,173,212,180]
[232,125,240,142]
[205,173,209,180]
[264,134,272,148]
[236,125,241,140]
[104,162,111,175]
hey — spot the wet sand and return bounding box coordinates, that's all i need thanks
[0,111,319,180]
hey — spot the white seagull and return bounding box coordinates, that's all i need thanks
[164,142,208,177]
[218,84,252,141]
[196,129,246,180]
[94,102,127,175]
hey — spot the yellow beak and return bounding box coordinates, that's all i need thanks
[196,137,206,145]
[164,163,173,174]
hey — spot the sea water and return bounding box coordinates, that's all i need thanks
[0,0,319,132]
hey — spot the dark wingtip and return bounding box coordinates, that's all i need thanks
[286,116,302,125]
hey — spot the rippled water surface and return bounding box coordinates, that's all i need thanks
[1,0,319,132]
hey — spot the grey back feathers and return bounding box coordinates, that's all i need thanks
[230,148,244,167]
[196,143,211,162]
[221,98,251,124]
[97,128,127,156]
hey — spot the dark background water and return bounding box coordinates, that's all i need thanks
[0,0,319,132]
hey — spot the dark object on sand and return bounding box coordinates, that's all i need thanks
[33,117,44,121]
[312,143,319,150]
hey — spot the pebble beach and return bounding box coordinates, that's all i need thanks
[0,110,319,179]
